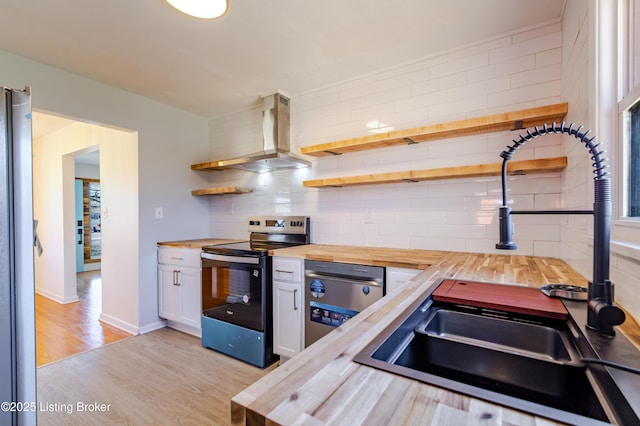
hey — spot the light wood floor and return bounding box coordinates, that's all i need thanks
[36,270,132,367]
[37,327,276,425]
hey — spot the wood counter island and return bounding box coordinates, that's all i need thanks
[232,250,640,425]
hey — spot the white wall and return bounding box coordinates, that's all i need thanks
[2,50,211,333]
[560,0,640,322]
[207,22,565,256]
[75,162,100,180]
[559,0,592,281]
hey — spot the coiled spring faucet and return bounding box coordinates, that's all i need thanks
[496,122,625,335]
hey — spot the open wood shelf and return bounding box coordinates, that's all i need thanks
[300,103,568,157]
[191,186,253,196]
[303,156,567,188]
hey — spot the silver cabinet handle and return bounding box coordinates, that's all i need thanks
[294,288,298,310]
[173,270,181,286]
[171,256,184,260]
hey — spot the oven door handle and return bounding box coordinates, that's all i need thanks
[201,252,260,265]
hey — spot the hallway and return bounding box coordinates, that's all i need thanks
[35,271,132,367]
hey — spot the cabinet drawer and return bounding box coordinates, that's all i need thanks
[158,247,202,267]
[272,257,302,283]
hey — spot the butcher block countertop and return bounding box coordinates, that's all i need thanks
[157,238,245,249]
[268,243,445,270]
[232,250,640,425]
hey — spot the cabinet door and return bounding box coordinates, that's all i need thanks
[158,264,180,321]
[179,267,202,330]
[273,257,302,283]
[385,267,421,295]
[273,281,302,358]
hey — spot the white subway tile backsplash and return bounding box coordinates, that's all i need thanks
[396,54,447,75]
[514,224,561,241]
[430,52,489,79]
[365,235,413,249]
[488,81,562,108]
[380,222,428,237]
[365,86,413,107]
[447,76,510,103]
[448,36,512,61]
[339,80,380,102]
[207,21,565,263]
[411,236,467,252]
[611,263,640,319]
[468,55,536,84]
[533,241,561,258]
[512,21,562,43]
[380,68,430,92]
[536,47,562,68]
[411,196,466,211]
[395,92,445,114]
[351,101,397,123]
[429,181,489,198]
[351,69,397,88]
[490,32,562,64]
[534,193,561,209]
[411,72,467,97]
[428,96,487,122]
[429,224,487,239]
[511,64,562,89]
[427,137,488,159]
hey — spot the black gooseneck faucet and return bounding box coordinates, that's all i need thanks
[496,122,625,335]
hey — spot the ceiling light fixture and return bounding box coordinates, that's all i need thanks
[166,0,228,19]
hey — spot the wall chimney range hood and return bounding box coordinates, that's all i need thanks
[194,93,311,174]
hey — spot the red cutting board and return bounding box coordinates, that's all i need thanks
[432,279,568,320]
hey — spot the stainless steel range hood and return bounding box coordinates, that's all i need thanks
[194,93,311,173]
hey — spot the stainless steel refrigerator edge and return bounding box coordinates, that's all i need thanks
[1,87,37,425]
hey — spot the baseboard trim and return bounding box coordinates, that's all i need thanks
[99,312,139,335]
[35,288,79,304]
[139,320,168,335]
[164,320,201,338]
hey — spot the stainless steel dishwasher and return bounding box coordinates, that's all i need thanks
[304,260,385,347]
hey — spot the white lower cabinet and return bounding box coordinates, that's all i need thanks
[385,267,421,295]
[157,247,202,337]
[272,257,304,362]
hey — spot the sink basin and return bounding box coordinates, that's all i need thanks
[406,307,582,396]
[354,285,613,425]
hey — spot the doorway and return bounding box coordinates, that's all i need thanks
[75,152,102,272]
[32,111,139,364]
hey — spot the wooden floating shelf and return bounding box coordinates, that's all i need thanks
[303,157,567,188]
[301,103,568,157]
[191,186,253,196]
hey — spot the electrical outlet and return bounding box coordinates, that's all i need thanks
[155,207,164,219]
[365,207,376,223]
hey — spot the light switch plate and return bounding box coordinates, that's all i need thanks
[155,207,163,219]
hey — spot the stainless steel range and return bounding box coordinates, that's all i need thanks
[200,216,310,368]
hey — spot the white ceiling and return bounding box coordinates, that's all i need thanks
[1,0,565,119]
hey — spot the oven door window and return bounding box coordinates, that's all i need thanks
[202,260,265,331]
